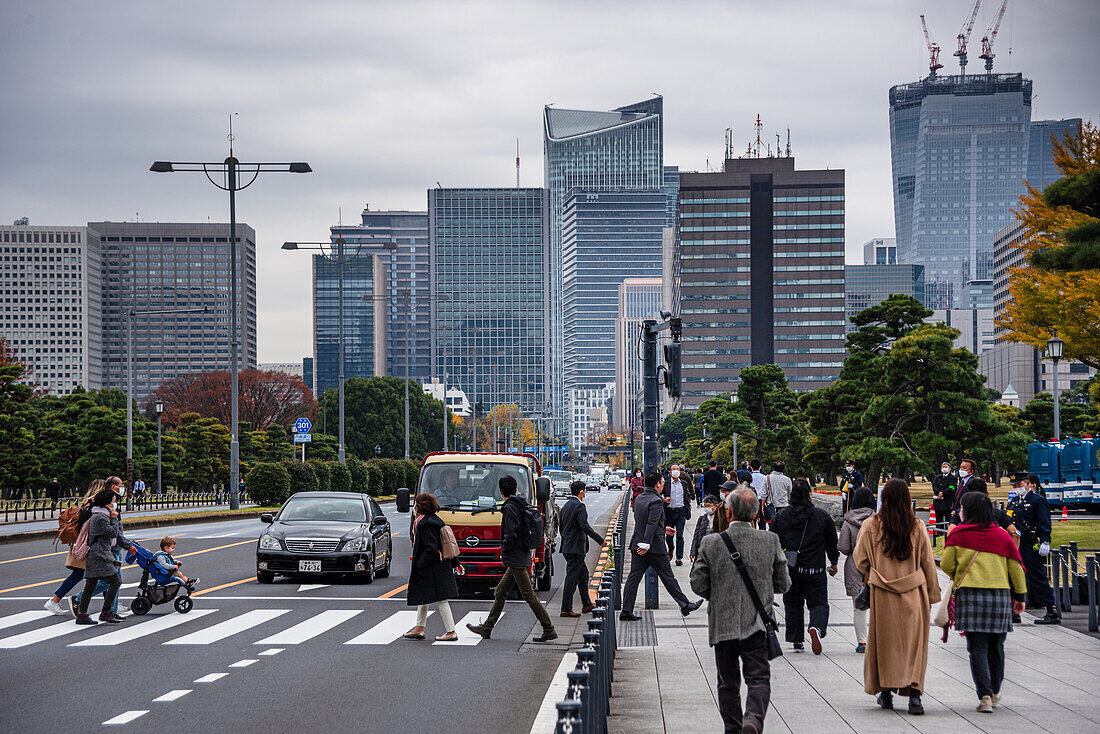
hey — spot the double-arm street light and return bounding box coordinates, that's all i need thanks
[285,233,397,463]
[151,136,311,509]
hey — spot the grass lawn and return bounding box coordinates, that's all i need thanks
[931,518,1100,552]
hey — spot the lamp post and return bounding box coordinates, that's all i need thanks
[284,235,397,464]
[151,136,311,510]
[154,401,164,495]
[1048,336,1064,441]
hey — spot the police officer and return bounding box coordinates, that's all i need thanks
[1016,473,1060,625]
[840,460,863,513]
[930,461,957,538]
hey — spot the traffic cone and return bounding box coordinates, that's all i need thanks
[1061,505,1069,522]
[928,507,937,537]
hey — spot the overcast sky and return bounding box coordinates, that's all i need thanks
[2,0,1097,363]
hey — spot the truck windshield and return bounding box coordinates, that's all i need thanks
[547,470,571,483]
[419,462,533,511]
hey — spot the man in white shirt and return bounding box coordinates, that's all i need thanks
[749,459,769,528]
[663,464,692,566]
[766,461,792,519]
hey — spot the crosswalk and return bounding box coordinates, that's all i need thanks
[0,605,498,650]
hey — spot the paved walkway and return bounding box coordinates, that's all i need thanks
[609,505,1100,733]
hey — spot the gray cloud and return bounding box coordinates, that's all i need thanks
[2,0,1097,362]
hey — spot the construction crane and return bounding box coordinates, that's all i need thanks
[979,0,1009,73]
[954,0,982,76]
[920,15,944,77]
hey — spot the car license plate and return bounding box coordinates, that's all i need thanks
[298,560,322,573]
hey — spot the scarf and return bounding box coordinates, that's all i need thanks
[90,506,117,546]
[945,522,1022,565]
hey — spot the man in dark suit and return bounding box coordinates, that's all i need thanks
[703,461,725,500]
[620,472,704,621]
[559,480,605,617]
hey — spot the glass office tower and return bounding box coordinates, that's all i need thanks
[543,97,664,434]
[889,73,1032,309]
[428,188,550,417]
[312,249,383,396]
[1028,118,1082,190]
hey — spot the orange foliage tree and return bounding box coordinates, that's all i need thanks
[146,368,315,429]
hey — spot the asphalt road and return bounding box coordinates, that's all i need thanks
[0,489,623,732]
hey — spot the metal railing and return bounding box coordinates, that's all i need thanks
[1049,542,1092,616]
[554,490,628,734]
[1086,552,1100,633]
[1,490,251,524]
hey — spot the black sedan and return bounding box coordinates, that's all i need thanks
[256,492,392,583]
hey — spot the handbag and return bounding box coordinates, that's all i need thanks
[717,530,784,660]
[933,549,981,628]
[784,519,808,569]
[853,583,870,611]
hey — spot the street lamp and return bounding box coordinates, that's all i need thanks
[154,400,164,496]
[284,234,397,464]
[1048,336,1065,441]
[151,134,311,510]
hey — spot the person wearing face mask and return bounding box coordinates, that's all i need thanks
[1014,474,1060,625]
[931,462,957,539]
[840,461,863,513]
[71,476,128,616]
[690,494,721,563]
[75,488,137,625]
[952,459,978,515]
[629,468,645,507]
[663,464,693,565]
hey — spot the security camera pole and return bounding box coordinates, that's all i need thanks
[640,312,681,475]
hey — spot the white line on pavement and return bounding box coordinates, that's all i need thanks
[228,659,258,668]
[194,673,227,683]
[153,690,191,702]
[434,611,498,646]
[0,620,85,649]
[529,652,577,734]
[255,609,362,645]
[258,648,284,656]
[70,609,217,646]
[345,610,424,645]
[0,610,52,631]
[297,584,329,592]
[164,609,290,645]
[102,710,147,726]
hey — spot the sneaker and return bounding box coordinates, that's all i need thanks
[67,597,79,616]
[533,628,558,643]
[75,614,97,626]
[793,642,804,653]
[856,642,866,654]
[43,599,65,616]
[991,693,1000,707]
[877,691,893,710]
[681,599,703,617]
[465,623,491,640]
[976,696,993,713]
[1034,611,1061,625]
[809,626,823,655]
[908,693,924,715]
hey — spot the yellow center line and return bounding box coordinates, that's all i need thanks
[192,577,253,596]
[378,583,408,599]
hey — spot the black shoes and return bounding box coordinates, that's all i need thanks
[681,599,703,617]
[75,614,97,626]
[99,613,126,624]
[877,691,893,709]
[675,559,683,566]
[619,612,642,621]
[533,628,558,643]
[908,693,924,715]
[1012,613,1022,624]
[1034,607,1061,625]
[466,623,492,639]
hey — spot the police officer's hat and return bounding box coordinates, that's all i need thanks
[1007,470,1029,485]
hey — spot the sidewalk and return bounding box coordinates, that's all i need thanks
[0,502,257,536]
[609,504,1100,733]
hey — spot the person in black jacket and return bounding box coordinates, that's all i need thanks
[467,476,557,642]
[559,480,605,617]
[772,478,839,654]
[404,493,459,642]
[702,461,725,501]
[931,461,957,537]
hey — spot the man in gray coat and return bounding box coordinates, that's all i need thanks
[691,488,791,734]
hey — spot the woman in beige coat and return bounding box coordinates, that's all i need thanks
[43,480,103,616]
[854,478,941,715]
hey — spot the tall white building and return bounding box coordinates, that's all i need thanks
[0,222,103,395]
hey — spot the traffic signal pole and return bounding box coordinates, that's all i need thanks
[641,316,681,476]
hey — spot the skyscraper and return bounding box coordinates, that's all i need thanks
[678,156,846,408]
[93,221,256,403]
[862,237,897,265]
[614,278,662,434]
[428,188,550,418]
[889,73,1032,308]
[1028,118,1082,190]
[844,264,924,329]
[312,246,384,396]
[543,97,665,432]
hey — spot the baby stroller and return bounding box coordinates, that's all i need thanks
[125,543,196,615]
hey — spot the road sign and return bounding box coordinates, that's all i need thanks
[294,433,312,443]
[295,418,312,434]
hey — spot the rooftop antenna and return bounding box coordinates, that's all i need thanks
[754,114,763,158]
[920,15,944,77]
[775,133,781,158]
[724,127,732,160]
[786,128,791,158]
[955,0,982,76]
[515,138,520,188]
[979,0,1008,73]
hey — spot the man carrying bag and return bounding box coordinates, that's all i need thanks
[691,487,791,734]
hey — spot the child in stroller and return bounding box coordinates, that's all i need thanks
[125,540,198,615]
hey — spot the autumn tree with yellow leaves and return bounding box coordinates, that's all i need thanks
[1000,121,1100,369]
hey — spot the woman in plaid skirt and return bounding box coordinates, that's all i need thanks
[941,492,1028,713]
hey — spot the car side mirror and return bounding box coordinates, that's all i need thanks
[260,513,274,524]
[396,488,410,513]
[371,514,387,526]
[535,477,551,504]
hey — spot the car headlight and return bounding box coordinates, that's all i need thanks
[342,536,368,552]
[258,534,282,551]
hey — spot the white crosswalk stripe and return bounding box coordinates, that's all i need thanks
[153,690,191,702]
[103,710,147,725]
[344,609,424,645]
[70,609,217,646]
[255,609,362,645]
[164,609,290,645]
[0,610,52,632]
[0,619,86,649]
[434,611,498,646]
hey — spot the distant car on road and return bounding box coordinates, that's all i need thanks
[585,475,602,493]
[547,469,572,498]
[256,491,393,584]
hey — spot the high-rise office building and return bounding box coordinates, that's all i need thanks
[0,222,103,395]
[844,264,924,329]
[678,156,846,408]
[428,188,550,418]
[1028,118,1081,190]
[889,73,1032,308]
[329,209,431,385]
[544,97,665,432]
[302,356,314,395]
[614,278,662,434]
[862,237,897,265]
[561,189,666,444]
[927,307,995,355]
[93,221,255,403]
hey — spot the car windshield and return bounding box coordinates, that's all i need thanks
[279,497,366,523]
[547,470,571,483]
[418,462,533,511]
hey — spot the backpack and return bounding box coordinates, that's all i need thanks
[56,506,82,548]
[521,504,544,551]
[440,525,460,560]
[71,520,92,561]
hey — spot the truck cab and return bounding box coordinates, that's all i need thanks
[396,452,559,592]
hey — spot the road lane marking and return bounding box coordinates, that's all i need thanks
[0,619,86,648]
[153,690,191,702]
[191,577,254,596]
[196,533,238,539]
[0,610,52,631]
[433,611,499,646]
[297,584,329,592]
[255,609,362,645]
[258,648,283,655]
[103,710,147,725]
[70,609,217,646]
[345,610,424,645]
[194,673,227,683]
[377,583,408,599]
[165,609,290,645]
[529,652,577,734]
[0,534,192,566]
[228,658,258,667]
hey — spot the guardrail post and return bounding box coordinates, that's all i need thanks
[1087,555,1098,633]
[1059,546,1073,612]
[555,699,582,734]
[1069,542,1080,606]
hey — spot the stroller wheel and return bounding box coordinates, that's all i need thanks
[174,596,194,614]
[130,596,153,616]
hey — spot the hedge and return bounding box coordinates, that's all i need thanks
[398,459,420,492]
[284,460,319,494]
[308,459,331,492]
[347,456,369,494]
[364,462,384,497]
[245,462,291,507]
[329,462,352,493]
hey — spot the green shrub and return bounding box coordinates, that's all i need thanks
[367,459,398,496]
[283,460,319,494]
[365,461,383,497]
[245,462,291,507]
[329,462,352,493]
[398,459,420,492]
[347,456,369,494]
[308,459,331,492]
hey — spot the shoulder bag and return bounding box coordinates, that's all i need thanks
[440,524,460,560]
[761,477,775,523]
[717,530,783,660]
[784,519,808,569]
[933,549,981,628]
